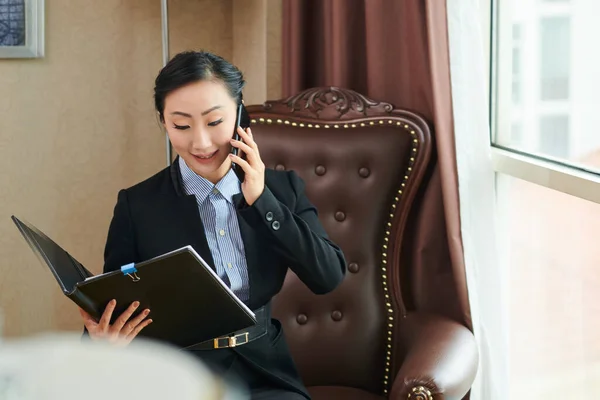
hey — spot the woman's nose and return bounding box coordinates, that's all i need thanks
[191,127,212,149]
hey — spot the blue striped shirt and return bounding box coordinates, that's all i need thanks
[178,157,250,303]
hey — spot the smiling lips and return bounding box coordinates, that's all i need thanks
[192,150,218,163]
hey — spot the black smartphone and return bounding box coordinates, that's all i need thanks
[231,103,250,182]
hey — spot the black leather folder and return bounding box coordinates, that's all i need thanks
[11,215,257,348]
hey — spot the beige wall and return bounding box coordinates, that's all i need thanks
[0,0,281,338]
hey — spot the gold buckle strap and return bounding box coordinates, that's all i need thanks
[213,332,250,349]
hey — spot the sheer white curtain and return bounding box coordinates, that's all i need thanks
[446,1,509,399]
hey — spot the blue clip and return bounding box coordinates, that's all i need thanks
[121,263,140,282]
[120,263,137,275]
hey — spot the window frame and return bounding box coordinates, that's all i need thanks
[484,0,600,204]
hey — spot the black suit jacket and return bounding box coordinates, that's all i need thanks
[101,159,347,397]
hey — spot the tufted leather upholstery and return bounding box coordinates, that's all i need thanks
[246,87,478,400]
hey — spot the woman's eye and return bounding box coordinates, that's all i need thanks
[173,124,190,130]
[208,119,223,127]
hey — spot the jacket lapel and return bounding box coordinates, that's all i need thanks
[233,193,267,305]
[168,158,216,272]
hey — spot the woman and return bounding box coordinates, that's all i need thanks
[78,51,347,400]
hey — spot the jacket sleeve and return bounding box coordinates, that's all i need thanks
[237,171,347,294]
[83,189,137,337]
[102,189,138,274]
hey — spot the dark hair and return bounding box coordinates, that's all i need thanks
[154,51,246,122]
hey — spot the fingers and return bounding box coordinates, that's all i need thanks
[230,138,257,164]
[81,300,151,346]
[111,301,140,333]
[228,154,252,174]
[98,299,117,331]
[79,307,93,321]
[79,308,97,330]
[125,318,153,343]
[231,127,264,173]
[236,127,258,151]
[120,308,151,337]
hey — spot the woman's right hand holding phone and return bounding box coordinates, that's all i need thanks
[79,299,152,346]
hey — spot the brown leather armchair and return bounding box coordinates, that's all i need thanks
[246,87,478,400]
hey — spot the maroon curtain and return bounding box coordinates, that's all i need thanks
[283,0,471,330]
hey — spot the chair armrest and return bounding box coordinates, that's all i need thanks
[389,312,478,400]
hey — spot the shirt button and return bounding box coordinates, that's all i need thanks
[272,221,280,231]
[219,229,225,236]
[212,188,219,195]
[265,211,274,222]
[227,263,233,269]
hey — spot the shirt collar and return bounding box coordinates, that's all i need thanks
[178,157,240,204]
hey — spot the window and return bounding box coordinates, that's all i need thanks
[539,115,569,158]
[487,0,600,398]
[512,24,522,104]
[540,17,570,101]
[511,122,522,147]
[492,0,600,175]
[498,175,600,398]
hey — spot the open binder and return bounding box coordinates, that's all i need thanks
[11,215,257,349]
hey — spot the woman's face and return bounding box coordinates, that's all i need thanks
[162,79,237,183]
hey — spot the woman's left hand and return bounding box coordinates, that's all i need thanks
[229,126,265,206]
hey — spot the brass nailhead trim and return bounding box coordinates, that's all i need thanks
[409,386,433,400]
[250,116,420,397]
[378,119,419,396]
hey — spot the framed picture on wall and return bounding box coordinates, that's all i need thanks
[0,0,44,58]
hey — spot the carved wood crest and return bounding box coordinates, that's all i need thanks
[261,87,394,120]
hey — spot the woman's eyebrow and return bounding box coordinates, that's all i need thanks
[170,105,222,118]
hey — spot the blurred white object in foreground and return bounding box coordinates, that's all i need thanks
[0,333,247,400]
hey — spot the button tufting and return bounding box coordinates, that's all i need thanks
[315,165,326,176]
[335,211,346,222]
[359,167,370,178]
[297,314,308,324]
[275,164,286,171]
[331,310,343,321]
[348,263,359,273]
